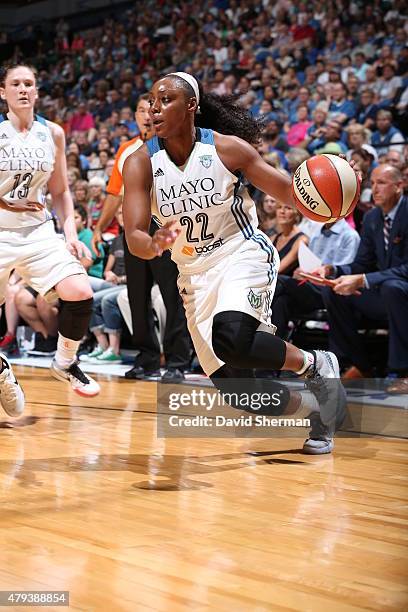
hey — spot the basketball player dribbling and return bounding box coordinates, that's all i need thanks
[0,64,100,418]
[123,73,359,454]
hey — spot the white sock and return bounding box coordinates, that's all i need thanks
[296,350,315,375]
[55,333,80,369]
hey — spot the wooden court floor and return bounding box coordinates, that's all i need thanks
[0,366,407,611]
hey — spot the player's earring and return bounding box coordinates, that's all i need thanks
[196,105,201,114]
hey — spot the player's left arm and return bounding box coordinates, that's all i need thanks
[215,133,361,204]
[47,122,91,260]
[215,133,294,205]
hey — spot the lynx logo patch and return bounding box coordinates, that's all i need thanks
[247,289,263,310]
[36,132,46,142]
[199,155,212,169]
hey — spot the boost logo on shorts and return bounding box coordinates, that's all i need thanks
[247,289,263,311]
[182,238,224,257]
[195,237,224,256]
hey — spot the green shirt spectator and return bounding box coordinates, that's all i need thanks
[74,205,105,278]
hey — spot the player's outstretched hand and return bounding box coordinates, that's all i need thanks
[67,239,92,261]
[151,221,181,256]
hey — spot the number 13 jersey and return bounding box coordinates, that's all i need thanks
[0,114,55,228]
[148,127,260,274]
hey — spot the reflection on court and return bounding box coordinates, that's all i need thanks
[0,366,407,611]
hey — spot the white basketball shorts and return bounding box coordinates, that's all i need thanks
[0,220,86,306]
[178,234,279,376]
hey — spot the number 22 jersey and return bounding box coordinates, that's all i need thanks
[148,127,262,274]
[0,113,55,228]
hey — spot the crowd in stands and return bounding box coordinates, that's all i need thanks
[1,0,407,382]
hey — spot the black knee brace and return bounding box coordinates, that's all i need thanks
[212,311,286,370]
[210,365,289,416]
[212,311,257,368]
[59,298,93,341]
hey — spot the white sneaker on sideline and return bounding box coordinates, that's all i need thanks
[0,352,25,417]
[50,360,100,397]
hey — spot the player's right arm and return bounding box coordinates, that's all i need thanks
[122,148,180,259]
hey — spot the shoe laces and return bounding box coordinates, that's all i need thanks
[67,362,91,385]
[305,360,329,403]
[1,383,19,403]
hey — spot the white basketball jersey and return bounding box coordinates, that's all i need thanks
[0,114,55,228]
[148,127,269,274]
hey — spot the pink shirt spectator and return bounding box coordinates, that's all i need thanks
[69,111,95,133]
[286,121,313,147]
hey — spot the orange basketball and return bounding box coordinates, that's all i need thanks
[292,154,360,223]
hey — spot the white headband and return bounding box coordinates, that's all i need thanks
[167,71,200,105]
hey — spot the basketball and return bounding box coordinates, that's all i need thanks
[292,154,360,223]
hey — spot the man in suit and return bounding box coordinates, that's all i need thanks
[321,164,408,391]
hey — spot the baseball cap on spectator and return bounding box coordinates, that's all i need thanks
[361,143,378,161]
[316,142,343,154]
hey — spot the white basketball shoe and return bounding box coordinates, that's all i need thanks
[303,350,347,455]
[50,360,100,397]
[0,353,25,417]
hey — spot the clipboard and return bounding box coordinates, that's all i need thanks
[297,272,336,287]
